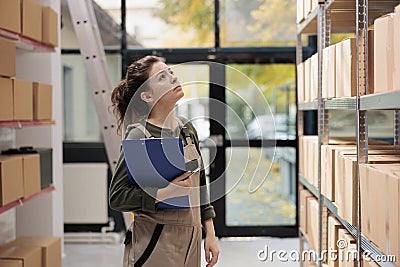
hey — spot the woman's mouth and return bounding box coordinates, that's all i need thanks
[173,85,182,91]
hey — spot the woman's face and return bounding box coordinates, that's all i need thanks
[143,61,184,108]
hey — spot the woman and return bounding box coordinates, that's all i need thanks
[109,55,219,267]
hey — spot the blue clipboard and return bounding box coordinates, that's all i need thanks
[122,137,190,209]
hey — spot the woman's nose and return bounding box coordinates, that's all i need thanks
[171,74,178,84]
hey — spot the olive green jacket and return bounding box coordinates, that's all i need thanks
[109,117,216,222]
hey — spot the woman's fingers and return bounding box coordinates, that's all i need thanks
[176,176,192,187]
[173,171,191,182]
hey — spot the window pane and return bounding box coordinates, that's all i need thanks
[173,64,210,141]
[226,64,296,140]
[226,147,296,226]
[62,54,122,142]
[329,110,395,139]
[95,0,214,48]
[61,1,125,49]
[220,0,296,47]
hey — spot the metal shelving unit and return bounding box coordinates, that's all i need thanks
[297,1,400,267]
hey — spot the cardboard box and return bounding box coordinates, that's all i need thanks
[311,0,318,13]
[5,237,61,267]
[338,229,357,267]
[307,197,319,252]
[311,138,319,187]
[0,77,14,121]
[340,38,357,97]
[299,136,305,177]
[322,145,354,201]
[300,189,314,233]
[322,47,329,98]
[0,245,41,267]
[335,41,343,98]
[394,9,400,91]
[42,6,58,46]
[304,0,312,17]
[33,82,52,120]
[21,154,41,198]
[13,79,33,121]
[0,259,22,267]
[328,216,344,267]
[0,0,21,33]
[297,63,305,103]
[0,155,23,206]
[300,136,318,184]
[0,37,16,78]
[297,0,304,24]
[362,258,379,267]
[304,58,311,102]
[374,14,395,93]
[21,0,42,41]
[327,44,336,98]
[311,53,318,101]
[360,164,400,262]
[337,154,400,225]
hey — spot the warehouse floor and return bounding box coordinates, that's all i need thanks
[63,237,299,266]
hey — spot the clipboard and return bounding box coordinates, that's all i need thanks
[122,137,195,209]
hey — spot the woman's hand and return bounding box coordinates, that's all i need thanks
[203,219,219,267]
[156,172,192,202]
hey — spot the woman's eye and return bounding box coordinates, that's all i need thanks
[169,70,174,75]
[159,74,166,80]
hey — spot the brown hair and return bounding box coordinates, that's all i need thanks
[111,55,163,135]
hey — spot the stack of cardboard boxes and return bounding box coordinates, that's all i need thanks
[297,30,374,103]
[299,135,400,265]
[0,147,53,208]
[298,4,400,102]
[0,236,61,267]
[298,53,319,103]
[0,0,57,122]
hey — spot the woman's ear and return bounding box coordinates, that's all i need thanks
[140,91,153,103]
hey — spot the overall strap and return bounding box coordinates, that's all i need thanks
[175,117,193,145]
[125,122,153,139]
[134,224,164,267]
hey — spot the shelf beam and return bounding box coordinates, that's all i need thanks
[298,91,400,111]
[0,28,55,53]
[0,120,56,129]
[0,186,55,215]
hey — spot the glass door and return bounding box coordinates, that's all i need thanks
[173,61,298,237]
